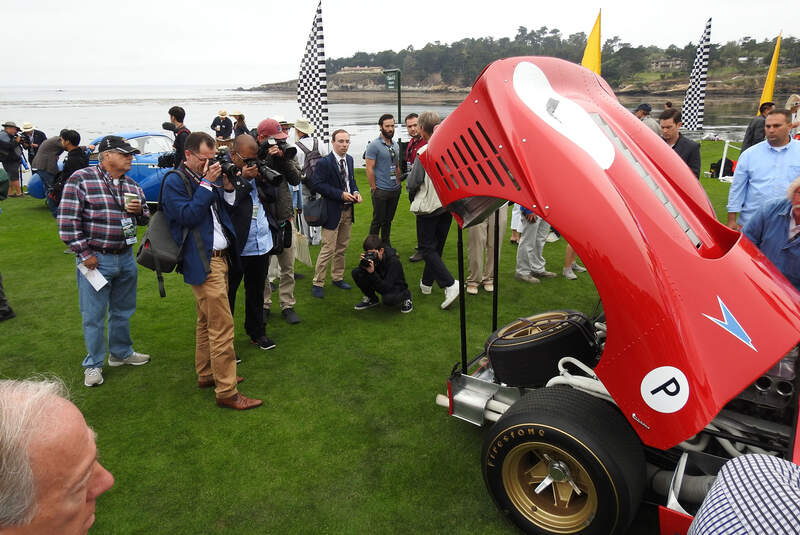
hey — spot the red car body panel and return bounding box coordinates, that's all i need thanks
[658,506,694,535]
[419,56,800,450]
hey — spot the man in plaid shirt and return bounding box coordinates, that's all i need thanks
[58,136,151,387]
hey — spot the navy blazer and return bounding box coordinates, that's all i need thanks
[160,167,240,285]
[310,152,358,230]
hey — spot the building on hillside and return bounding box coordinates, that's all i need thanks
[338,66,385,74]
[650,58,687,72]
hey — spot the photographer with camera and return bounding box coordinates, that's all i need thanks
[161,132,261,411]
[0,121,24,197]
[226,134,277,350]
[351,234,413,313]
[255,118,303,325]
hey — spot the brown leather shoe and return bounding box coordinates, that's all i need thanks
[216,393,263,410]
[198,376,244,389]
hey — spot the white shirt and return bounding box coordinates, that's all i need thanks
[199,181,235,250]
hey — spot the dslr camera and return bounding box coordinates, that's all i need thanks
[251,139,295,186]
[360,251,379,269]
[212,147,240,181]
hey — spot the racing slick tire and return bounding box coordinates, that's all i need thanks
[481,386,645,535]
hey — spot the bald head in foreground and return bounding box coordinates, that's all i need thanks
[0,379,114,534]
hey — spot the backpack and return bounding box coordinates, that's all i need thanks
[136,169,208,297]
[297,138,322,183]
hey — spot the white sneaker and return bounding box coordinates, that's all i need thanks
[571,262,587,273]
[545,232,559,243]
[108,351,151,367]
[84,367,104,387]
[420,280,433,295]
[563,267,578,280]
[441,280,460,309]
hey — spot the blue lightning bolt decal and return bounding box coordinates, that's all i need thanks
[702,296,757,351]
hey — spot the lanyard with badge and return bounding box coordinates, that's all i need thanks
[387,143,397,183]
[101,173,138,246]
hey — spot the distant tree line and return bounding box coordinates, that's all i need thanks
[326,26,799,88]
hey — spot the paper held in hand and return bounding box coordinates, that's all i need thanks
[77,263,108,291]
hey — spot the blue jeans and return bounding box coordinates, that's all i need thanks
[77,250,137,368]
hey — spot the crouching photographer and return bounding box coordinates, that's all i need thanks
[256,118,303,325]
[351,234,413,313]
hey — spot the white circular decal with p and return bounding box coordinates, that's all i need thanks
[640,366,689,414]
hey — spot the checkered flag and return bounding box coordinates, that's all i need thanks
[297,1,329,139]
[682,18,712,131]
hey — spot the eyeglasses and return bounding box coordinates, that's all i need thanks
[190,151,215,164]
[387,146,396,159]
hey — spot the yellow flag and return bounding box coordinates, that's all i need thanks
[758,33,781,115]
[581,10,602,75]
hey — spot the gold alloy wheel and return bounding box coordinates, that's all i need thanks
[496,311,570,340]
[502,441,598,533]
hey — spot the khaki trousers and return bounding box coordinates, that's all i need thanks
[264,220,297,310]
[467,206,508,286]
[192,256,238,399]
[313,206,353,286]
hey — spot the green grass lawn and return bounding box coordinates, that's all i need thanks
[0,145,733,534]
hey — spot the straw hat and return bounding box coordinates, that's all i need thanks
[21,122,34,133]
[218,110,228,117]
[294,118,315,135]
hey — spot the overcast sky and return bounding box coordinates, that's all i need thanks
[1,0,791,87]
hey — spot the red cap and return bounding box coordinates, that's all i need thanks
[257,118,288,140]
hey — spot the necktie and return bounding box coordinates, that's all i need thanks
[339,158,347,191]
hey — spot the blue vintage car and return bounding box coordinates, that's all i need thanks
[27,131,174,202]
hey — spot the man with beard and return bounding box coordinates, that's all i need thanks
[365,114,401,247]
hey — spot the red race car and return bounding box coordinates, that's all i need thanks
[424,57,800,534]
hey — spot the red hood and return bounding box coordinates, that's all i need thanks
[420,56,800,449]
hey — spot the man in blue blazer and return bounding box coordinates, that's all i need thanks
[309,129,362,298]
[161,131,262,410]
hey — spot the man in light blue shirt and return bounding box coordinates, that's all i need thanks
[227,135,276,351]
[743,177,800,291]
[365,114,401,246]
[727,109,800,229]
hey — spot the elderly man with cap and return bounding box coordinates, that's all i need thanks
[634,104,661,136]
[256,118,303,324]
[58,135,151,387]
[210,110,233,141]
[0,121,24,197]
[20,122,46,163]
[742,177,800,291]
[0,378,115,533]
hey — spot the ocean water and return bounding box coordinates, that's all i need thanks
[0,85,455,167]
[0,84,756,175]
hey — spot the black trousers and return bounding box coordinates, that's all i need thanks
[351,267,411,306]
[419,212,455,288]
[227,253,269,340]
[369,188,401,246]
